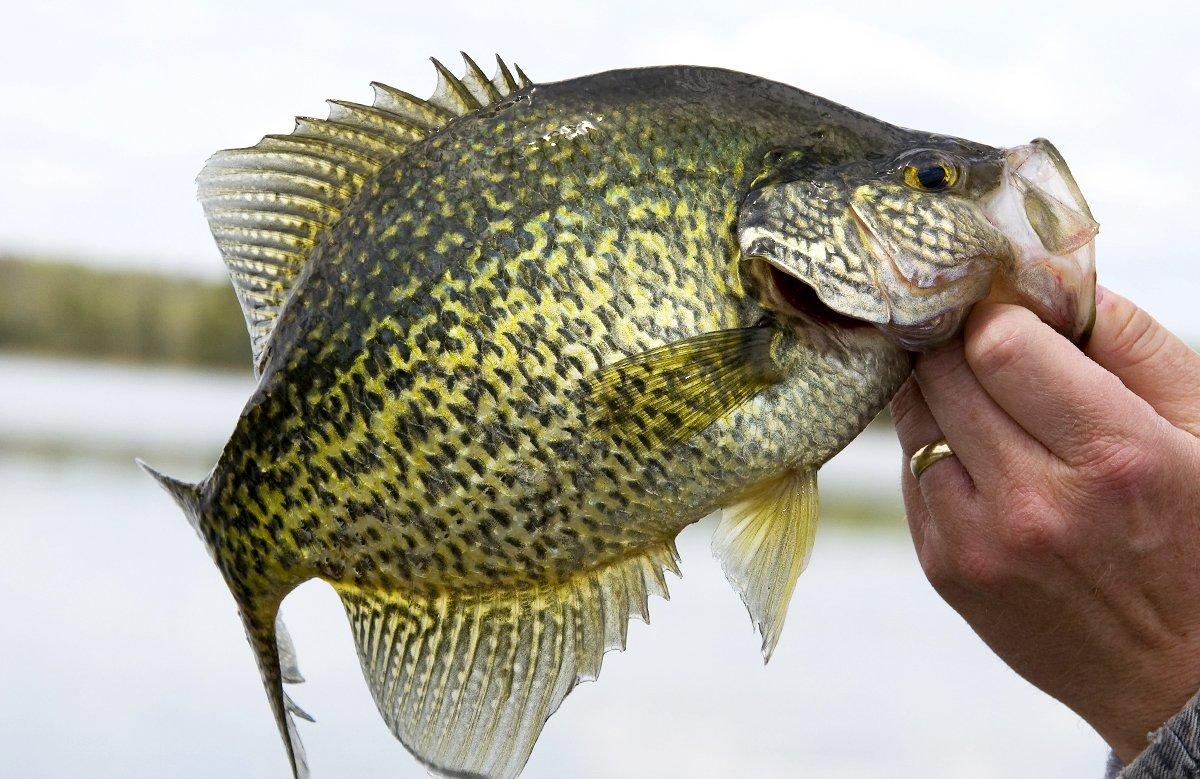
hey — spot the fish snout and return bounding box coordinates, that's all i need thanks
[981,139,1098,344]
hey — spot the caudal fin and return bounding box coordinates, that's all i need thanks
[135,458,202,533]
[242,608,312,779]
[138,458,312,777]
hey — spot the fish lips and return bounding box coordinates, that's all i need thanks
[979,139,1099,345]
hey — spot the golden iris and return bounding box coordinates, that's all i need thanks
[903,159,959,191]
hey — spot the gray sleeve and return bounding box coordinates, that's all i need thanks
[1106,688,1200,778]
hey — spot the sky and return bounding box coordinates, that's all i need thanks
[3,0,1198,338]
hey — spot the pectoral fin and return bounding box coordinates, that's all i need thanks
[585,326,781,451]
[713,469,818,661]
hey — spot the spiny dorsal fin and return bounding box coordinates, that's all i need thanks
[197,54,534,375]
[337,541,680,778]
[713,469,818,661]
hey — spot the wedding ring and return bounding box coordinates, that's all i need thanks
[910,438,955,478]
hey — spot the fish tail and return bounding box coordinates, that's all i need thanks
[138,458,311,777]
[240,605,311,779]
[135,458,202,532]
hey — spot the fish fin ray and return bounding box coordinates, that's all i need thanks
[713,469,818,661]
[460,52,502,104]
[585,326,781,451]
[196,55,533,375]
[275,612,305,685]
[429,57,483,114]
[336,541,678,778]
[136,458,202,533]
[242,606,311,778]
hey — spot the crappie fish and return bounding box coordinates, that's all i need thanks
[140,54,1097,778]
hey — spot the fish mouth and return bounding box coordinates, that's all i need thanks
[753,258,878,334]
[979,139,1098,344]
[740,139,1097,350]
[847,138,1098,349]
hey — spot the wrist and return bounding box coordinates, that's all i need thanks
[1092,671,1200,764]
[1106,686,1200,775]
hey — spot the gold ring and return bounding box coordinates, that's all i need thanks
[910,438,955,478]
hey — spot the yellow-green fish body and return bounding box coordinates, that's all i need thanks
[142,55,1098,778]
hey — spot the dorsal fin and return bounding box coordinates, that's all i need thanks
[197,53,534,374]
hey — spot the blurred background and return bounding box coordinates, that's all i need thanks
[3,0,1196,776]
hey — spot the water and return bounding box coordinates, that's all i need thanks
[0,356,1108,777]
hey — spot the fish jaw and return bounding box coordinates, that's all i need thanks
[979,139,1098,343]
[737,138,1097,352]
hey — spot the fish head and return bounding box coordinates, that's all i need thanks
[739,135,1098,349]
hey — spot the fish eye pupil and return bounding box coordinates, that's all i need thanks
[917,164,947,189]
[902,157,958,191]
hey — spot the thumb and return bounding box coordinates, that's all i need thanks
[1087,286,1200,437]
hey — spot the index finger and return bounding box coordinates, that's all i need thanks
[962,301,1170,468]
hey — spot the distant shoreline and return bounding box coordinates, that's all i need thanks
[0,255,248,369]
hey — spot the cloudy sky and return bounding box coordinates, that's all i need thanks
[3,0,1197,337]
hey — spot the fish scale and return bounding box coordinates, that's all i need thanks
[141,54,1097,778]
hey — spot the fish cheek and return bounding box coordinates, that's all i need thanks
[847,184,1013,346]
[852,183,1008,290]
[737,179,891,329]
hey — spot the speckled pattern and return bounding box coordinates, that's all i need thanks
[164,62,1006,777]
[199,67,913,603]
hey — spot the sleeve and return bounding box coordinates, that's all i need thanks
[1106,688,1200,778]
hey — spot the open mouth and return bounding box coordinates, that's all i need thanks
[753,259,876,332]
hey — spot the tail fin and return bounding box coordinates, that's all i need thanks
[135,458,202,533]
[242,608,312,779]
[138,458,311,777]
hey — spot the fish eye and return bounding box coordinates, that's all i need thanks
[902,157,960,192]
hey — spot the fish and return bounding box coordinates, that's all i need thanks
[139,53,1098,778]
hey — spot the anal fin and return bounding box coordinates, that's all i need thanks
[336,542,680,778]
[713,469,818,661]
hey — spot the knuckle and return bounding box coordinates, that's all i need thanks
[922,554,955,595]
[965,318,1028,376]
[1105,299,1166,369]
[926,540,1011,593]
[1001,506,1065,557]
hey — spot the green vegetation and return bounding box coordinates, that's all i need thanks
[0,255,248,369]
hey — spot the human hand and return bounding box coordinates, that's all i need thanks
[891,288,1200,762]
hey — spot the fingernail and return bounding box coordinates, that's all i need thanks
[1095,284,1107,306]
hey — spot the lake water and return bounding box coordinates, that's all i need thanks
[0,355,1108,777]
